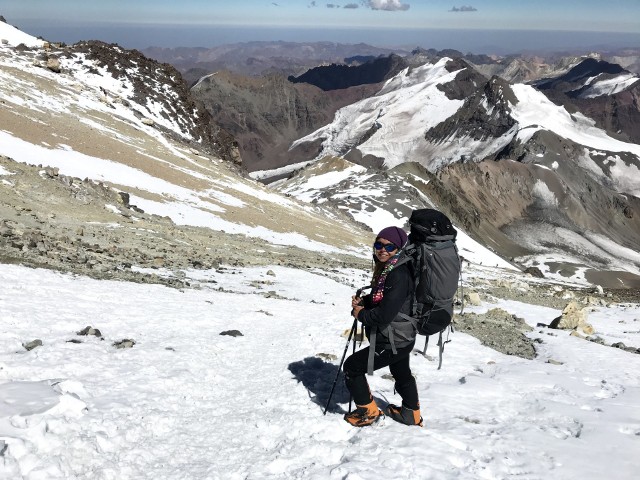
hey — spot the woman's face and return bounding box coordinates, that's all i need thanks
[373,237,398,263]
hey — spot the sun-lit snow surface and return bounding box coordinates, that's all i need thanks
[1,263,639,479]
[290,58,465,170]
[0,21,44,48]
[578,73,639,98]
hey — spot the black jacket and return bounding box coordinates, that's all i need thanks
[357,260,416,349]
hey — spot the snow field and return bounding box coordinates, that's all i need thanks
[1,264,639,479]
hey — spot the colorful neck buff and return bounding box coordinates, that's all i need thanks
[371,253,401,305]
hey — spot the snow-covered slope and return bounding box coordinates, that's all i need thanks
[1,262,639,479]
[290,58,466,171]
[510,84,640,197]
[274,157,516,271]
[290,58,640,195]
[577,72,639,98]
[0,25,369,254]
[0,19,44,48]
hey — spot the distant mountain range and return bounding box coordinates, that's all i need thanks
[2,18,639,288]
[183,43,640,288]
[142,42,640,86]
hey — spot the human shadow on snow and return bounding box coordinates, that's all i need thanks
[288,357,351,414]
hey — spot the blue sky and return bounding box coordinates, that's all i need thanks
[2,1,639,52]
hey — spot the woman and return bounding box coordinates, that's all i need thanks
[343,226,423,427]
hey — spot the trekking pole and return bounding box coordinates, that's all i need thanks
[323,286,368,415]
[348,319,358,414]
[323,317,357,415]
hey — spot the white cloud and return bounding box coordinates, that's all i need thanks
[450,5,478,12]
[365,0,410,12]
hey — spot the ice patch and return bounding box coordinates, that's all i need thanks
[532,179,559,207]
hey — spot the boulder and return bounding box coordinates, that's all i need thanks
[117,192,130,206]
[465,292,482,306]
[220,330,243,337]
[77,326,102,337]
[549,301,595,334]
[524,266,544,278]
[113,339,136,349]
[0,221,11,237]
[46,56,61,73]
[23,339,43,351]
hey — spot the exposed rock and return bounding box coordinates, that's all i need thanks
[191,69,380,172]
[46,56,61,73]
[220,330,243,337]
[579,323,596,336]
[117,192,130,206]
[44,166,59,177]
[524,266,545,278]
[288,54,407,91]
[0,221,11,237]
[454,308,536,359]
[585,296,607,307]
[113,339,136,349]
[266,270,276,277]
[77,326,103,337]
[23,339,43,351]
[465,292,482,306]
[549,301,590,330]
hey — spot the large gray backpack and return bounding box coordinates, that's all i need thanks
[398,209,462,368]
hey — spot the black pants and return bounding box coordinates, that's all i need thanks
[343,342,419,410]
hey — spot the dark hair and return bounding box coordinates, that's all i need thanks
[371,246,387,286]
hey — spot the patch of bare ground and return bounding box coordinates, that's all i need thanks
[0,156,369,288]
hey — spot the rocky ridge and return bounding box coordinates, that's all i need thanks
[0,156,368,288]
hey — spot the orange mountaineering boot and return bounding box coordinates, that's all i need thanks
[343,399,384,427]
[385,404,423,427]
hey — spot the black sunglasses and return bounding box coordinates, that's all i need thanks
[373,241,398,252]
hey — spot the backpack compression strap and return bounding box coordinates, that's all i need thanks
[366,325,397,375]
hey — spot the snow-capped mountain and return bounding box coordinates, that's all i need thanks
[269,56,640,288]
[535,58,640,144]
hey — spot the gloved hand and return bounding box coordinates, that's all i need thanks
[351,295,364,319]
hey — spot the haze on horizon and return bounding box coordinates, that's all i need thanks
[2,0,639,54]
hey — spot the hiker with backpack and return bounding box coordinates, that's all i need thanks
[343,226,423,428]
[342,210,461,428]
